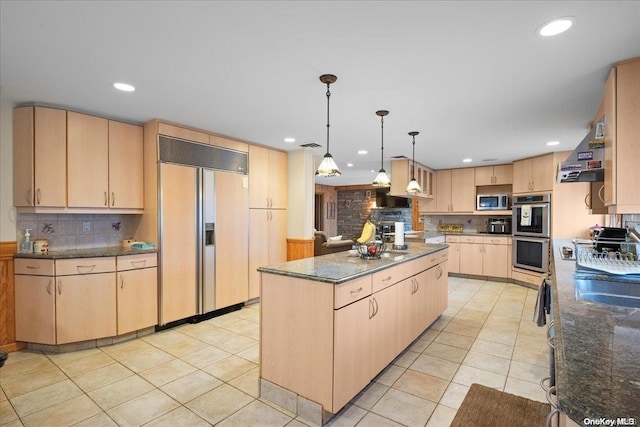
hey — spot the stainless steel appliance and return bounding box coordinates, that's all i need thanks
[477,193,510,210]
[488,218,511,234]
[512,236,550,273]
[158,136,247,325]
[512,193,551,237]
[512,194,551,273]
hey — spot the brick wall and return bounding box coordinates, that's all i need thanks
[337,189,376,240]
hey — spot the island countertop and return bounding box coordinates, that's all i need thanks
[258,242,448,285]
[551,240,640,423]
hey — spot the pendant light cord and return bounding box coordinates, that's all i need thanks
[380,115,384,169]
[411,134,416,180]
[326,83,331,154]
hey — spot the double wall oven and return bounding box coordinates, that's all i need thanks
[512,194,551,273]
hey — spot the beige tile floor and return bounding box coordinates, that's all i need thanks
[0,277,550,427]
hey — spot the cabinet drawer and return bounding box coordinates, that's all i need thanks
[445,235,461,243]
[117,253,157,271]
[15,258,55,276]
[460,235,483,244]
[372,262,413,292]
[56,257,116,276]
[484,236,510,246]
[511,268,544,286]
[416,252,441,271]
[334,275,372,309]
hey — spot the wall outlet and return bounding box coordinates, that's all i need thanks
[83,222,91,233]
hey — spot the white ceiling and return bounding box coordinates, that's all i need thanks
[2,1,639,186]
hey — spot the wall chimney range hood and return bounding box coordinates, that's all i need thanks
[557,118,605,183]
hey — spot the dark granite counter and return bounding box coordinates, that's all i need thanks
[14,246,157,259]
[258,242,448,285]
[551,239,640,423]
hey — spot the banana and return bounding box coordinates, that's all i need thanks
[357,220,375,244]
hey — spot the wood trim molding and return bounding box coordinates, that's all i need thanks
[287,238,314,261]
[0,241,25,352]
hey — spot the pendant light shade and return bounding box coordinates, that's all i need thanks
[406,131,422,194]
[372,110,391,187]
[316,74,341,177]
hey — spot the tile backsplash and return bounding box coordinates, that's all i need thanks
[16,213,141,251]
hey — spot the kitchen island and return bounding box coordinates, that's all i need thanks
[551,240,640,425]
[258,243,448,425]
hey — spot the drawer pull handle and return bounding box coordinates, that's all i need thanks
[57,279,62,295]
[131,260,146,268]
[46,279,52,295]
[350,287,363,296]
[26,265,40,269]
[382,276,392,282]
[76,265,96,273]
[111,192,115,207]
[104,191,108,206]
[36,188,41,205]
[120,274,124,289]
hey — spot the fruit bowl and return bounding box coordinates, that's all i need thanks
[357,242,386,259]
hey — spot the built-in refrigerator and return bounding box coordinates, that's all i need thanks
[157,136,248,326]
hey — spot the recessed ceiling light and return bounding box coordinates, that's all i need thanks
[284,137,296,143]
[347,163,354,167]
[370,169,376,173]
[113,82,135,92]
[358,150,368,155]
[462,158,472,163]
[537,17,576,37]
[547,141,560,146]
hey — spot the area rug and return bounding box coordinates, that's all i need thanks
[450,383,551,427]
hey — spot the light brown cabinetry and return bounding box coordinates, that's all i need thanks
[446,237,461,274]
[13,106,67,208]
[512,154,554,194]
[67,112,143,211]
[603,58,640,213]
[116,253,157,335]
[260,249,449,415]
[14,259,56,344]
[435,168,475,212]
[249,145,287,209]
[390,159,434,197]
[249,209,286,299]
[475,164,513,186]
[448,235,510,279]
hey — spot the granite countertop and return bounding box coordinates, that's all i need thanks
[551,239,640,423]
[14,246,157,259]
[258,242,448,285]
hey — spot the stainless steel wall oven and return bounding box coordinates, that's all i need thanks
[512,194,551,273]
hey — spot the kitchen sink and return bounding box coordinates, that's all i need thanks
[574,276,640,308]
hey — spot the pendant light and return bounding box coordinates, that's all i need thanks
[406,131,422,194]
[316,74,341,177]
[372,110,391,187]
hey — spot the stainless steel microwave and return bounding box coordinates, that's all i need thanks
[477,194,510,210]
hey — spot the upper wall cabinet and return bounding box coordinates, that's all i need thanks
[13,107,67,209]
[435,168,475,213]
[67,112,143,211]
[512,154,554,194]
[475,164,513,186]
[249,145,287,209]
[604,57,640,214]
[390,159,434,198]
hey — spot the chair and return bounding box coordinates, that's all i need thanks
[314,231,354,256]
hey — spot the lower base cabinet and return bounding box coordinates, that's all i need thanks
[116,253,158,335]
[446,235,510,279]
[261,248,449,416]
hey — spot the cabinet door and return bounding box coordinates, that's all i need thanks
[396,277,417,350]
[108,121,144,209]
[249,145,270,208]
[15,275,56,344]
[249,210,269,300]
[390,160,410,196]
[13,107,34,207]
[435,170,452,212]
[67,112,109,207]
[482,244,509,278]
[530,154,554,192]
[269,150,288,209]
[474,166,494,186]
[447,242,461,274]
[420,166,434,198]
[512,159,532,194]
[215,172,249,309]
[451,168,475,212]
[370,285,397,376]
[56,273,116,344]
[413,270,430,335]
[493,164,513,185]
[459,243,483,275]
[333,297,372,411]
[117,267,158,334]
[604,67,616,206]
[268,209,287,265]
[436,261,449,314]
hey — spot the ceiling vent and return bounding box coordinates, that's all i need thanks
[391,155,408,159]
[300,142,322,148]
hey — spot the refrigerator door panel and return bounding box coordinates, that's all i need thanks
[159,163,198,325]
[202,169,216,313]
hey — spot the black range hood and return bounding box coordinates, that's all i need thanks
[557,118,605,183]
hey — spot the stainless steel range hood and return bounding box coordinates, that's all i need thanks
[557,119,605,183]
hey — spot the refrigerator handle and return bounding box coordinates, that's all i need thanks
[205,223,215,246]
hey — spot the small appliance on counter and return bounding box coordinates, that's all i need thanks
[487,218,511,235]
